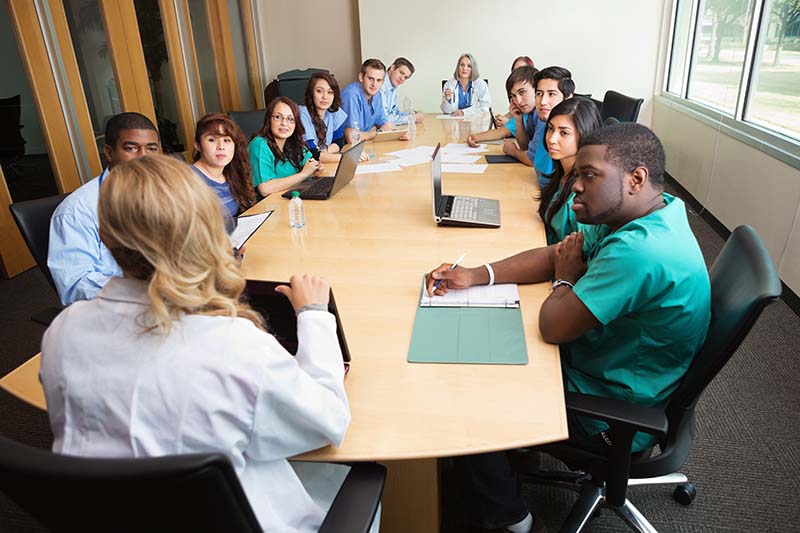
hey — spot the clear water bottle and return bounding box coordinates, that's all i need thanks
[351,119,361,145]
[408,111,417,143]
[289,191,306,228]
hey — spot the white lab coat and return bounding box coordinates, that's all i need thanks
[440,78,491,116]
[40,277,356,533]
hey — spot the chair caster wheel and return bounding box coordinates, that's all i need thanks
[673,482,696,506]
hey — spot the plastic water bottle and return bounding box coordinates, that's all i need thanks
[408,111,417,142]
[289,191,306,228]
[351,119,361,145]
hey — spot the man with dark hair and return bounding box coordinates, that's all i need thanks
[341,58,399,143]
[380,57,424,126]
[517,66,575,186]
[49,112,160,305]
[466,66,537,167]
[426,123,710,532]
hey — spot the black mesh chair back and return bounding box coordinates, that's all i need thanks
[601,90,644,122]
[9,194,68,293]
[0,434,261,533]
[228,109,267,140]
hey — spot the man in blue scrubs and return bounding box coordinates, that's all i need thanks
[426,123,711,533]
[341,58,398,144]
[48,113,161,305]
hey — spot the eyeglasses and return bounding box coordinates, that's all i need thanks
[271,114,295,124]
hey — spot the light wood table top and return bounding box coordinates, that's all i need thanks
[0,114,568,462]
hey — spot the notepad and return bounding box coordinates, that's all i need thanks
[420,279,520,308]
[230,211,273,252]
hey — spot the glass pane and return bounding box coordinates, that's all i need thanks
[62,0,121,164]
[745,0,800,140]
[668,0,695,94]
[0,3,58,201]
[227,0,256,110]
[133,0,185,153]
[187,0,221,114]
[687,0,756,114]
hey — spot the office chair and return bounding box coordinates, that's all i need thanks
[604,116,621,126]
[0,94,28,176]
[0,432,386,533]
[9,194,67,325]
[264,68,330,108]
[228,109,267,140]
[520,225,782,532]
[601,90,644,123]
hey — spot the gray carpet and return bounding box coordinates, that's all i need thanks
[1,193,799,532]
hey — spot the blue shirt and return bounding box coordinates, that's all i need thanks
[48,169,123,305]
[299,105,348,150]
[340,82,388,131]
[191,165,237,233]
[524,113,554,186]
[378,75,409,125]
[568,194,711,451]
[505,113,529,136]
[457,81,472,110]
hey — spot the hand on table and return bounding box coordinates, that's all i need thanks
[275,274,330,312]
[467,134,480,148]
[425,264,480,296]
[502,139,518,157]
[451,109,464,117]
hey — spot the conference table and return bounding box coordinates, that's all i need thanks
[0,113,567,532]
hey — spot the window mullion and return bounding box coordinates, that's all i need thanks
[736,0,766,120]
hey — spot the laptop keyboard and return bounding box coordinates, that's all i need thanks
[448,196,479,221]
[301,176,334,197]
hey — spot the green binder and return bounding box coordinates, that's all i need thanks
[407,281,529,365]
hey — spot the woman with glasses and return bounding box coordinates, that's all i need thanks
[248,97,320,197]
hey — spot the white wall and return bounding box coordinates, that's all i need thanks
[358,0,666,124]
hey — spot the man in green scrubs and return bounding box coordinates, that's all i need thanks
[426,123,711,533]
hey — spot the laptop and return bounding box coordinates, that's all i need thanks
[245,280,351,365]
[430,143,500,228]
[282,140,365,200]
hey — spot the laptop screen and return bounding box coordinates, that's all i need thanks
[431,143,442,219]
[330,140,365,197]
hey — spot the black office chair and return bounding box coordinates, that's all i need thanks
[264,68,330,108]
[520,225,782,532]
[0,94,28,176]
[228,109,267,140]
[604,116,621,126]
[0,433,386,533]
[9,194,68,325]
[601,90,644,123]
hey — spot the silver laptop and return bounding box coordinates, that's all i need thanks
[282,140,365,200]
[430,143,500,228]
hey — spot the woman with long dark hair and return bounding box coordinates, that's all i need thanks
[191,113,256,228]
[538,98,603,245]
[248,97,320,196]
[299,73,350,163]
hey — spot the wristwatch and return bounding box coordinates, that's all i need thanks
[551,279,575,291]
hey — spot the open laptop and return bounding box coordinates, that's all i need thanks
[430,143,500,228]
[282,140,365,200]
[245,280,351,365]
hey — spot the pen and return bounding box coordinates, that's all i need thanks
[432,252,466,292]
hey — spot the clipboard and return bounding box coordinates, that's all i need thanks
[230,211,273,254]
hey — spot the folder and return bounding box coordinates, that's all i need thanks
[408,278,528,364]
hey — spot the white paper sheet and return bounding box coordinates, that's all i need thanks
[355,163,403,174]
[435,114,464,120]
[420,278,520,308]
[442,143,488,154]
[441,153,483,164]
[229,211,273,250]
[441,163,488,174]
[385,146,435,158]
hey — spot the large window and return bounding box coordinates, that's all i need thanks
[666,0,800,142]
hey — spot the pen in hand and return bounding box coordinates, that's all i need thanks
[432,252,467,293]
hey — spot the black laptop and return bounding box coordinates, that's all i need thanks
[281,140,365,200]
[245,280,351,363]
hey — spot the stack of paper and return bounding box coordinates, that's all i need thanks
[384,146,436,167]
[355,163,403,174]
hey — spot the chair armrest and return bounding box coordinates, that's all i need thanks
[319,462,386,533]
[566,392,668,439]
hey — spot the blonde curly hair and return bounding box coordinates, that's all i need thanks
[98,155,265,333]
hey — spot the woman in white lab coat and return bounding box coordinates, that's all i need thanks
[40,155,366,533]
[440,52,491,117]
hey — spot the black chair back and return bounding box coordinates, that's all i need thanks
[633,225,781,477]
[0,434,261,533]
[9,194,67,293]
[229,109,267,140]
[601,90,644,122]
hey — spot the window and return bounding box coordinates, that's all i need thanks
[665,0,800,143]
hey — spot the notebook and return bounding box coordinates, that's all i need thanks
[374,129,408,142]
[408,276,528,365]
[281,140,365,200]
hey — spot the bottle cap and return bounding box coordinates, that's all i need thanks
[291,191,300,198]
